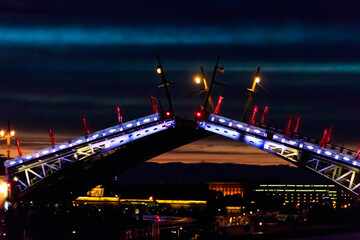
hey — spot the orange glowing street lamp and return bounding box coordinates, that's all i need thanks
[195,76,201,85]
[156,67,162,74]
[194,66,215,112]
[0,122,16,160]
[247,76,261,93]
[194,75,210,90]
[242,66,261,122]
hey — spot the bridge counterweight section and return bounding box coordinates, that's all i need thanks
[199,113,360,196]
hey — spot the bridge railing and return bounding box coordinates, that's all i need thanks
[205,113,359,167]
[263,124,357,157]
[5,113,161,168]
[271,133,358,165]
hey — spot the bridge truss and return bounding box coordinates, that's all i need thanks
[6,113,176,198]
[198,113,360,195]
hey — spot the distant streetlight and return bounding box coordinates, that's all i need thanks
[242,66,261,122]
[0,122,16,160]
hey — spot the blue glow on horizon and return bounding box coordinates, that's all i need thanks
[0,25,359,46]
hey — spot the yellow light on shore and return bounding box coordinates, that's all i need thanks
[0,183,8,198]
[0,131,4,137]
[255,76,260,83]
[10,131,15,136]
[156,67,162,74]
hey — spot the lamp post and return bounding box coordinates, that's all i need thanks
[242,67,261,122]
[156,55,174,115]
[194,66,215,112]
[203,56,224,112]
[0,122,15,160]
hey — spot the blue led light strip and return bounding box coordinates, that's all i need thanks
[5,113,164,168]
[204,113,358,167]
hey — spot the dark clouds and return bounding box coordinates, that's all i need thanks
[1,0,359,25]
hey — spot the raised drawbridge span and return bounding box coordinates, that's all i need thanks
[5,111,360,201]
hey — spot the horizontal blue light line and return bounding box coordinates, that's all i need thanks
[0,25,359,46]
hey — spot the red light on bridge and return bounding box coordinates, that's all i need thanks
[293,115,301,134]
[48,127,56,146]
[260,106,269,125]
[214,95,224,115]
[195,110,208,120]
[15,138,22,157]
[166,111,171,117]
[249,106,258,125]
[82,116,91,135]
[325,125,333,144]
[320,128,328,147]
[284,116,293,137]
[116,105,123,124]
[150,95,159,114]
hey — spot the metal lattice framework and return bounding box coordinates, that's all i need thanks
[198,113,360,195]
[6,113,176,195]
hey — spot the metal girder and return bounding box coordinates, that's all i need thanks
[27,169,43,179]
[318,165,335,173]
[336,171,352,181]
[12,152,76,192]
[262,141,300,163]
[351,183,360,191]
[304,157,360,195]
[43,163,59,170]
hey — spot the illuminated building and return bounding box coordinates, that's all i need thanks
[207,182,244,197]
[253,184,338,204]
[87,185,104,197]
[207,181,354,208]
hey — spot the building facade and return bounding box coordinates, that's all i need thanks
[207,182,354,208]
[253,184,338,207]
[207,182,244,197]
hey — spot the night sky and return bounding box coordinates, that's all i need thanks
[0,1,359,169]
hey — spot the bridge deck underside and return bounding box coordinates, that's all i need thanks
[11,121,210,201]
